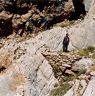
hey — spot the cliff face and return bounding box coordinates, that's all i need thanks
[69,0,95,49]
[0,33,58,96]
[0,0,95,96]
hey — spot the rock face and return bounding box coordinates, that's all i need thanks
[83,77,95,96]
[0,26,72,96]
[0,25,75,96]
[0,36,58,96]
[0,0,74,37]
[69,0,95,48]
[64,76,95,96]
[84,0,92,11]
[0,0,95,96]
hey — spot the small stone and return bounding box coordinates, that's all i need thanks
[59,66,66,72]
[62,64,71,68]
[57,72,62,76]
[78,74,91,81]
[65,70,76,76]
[71,65,80,72]
[90,71,95,76]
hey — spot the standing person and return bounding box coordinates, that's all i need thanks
[63,33,70,52]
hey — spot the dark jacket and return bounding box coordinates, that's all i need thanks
[63,36,69,45]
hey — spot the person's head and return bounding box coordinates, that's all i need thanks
[66,33,69,36]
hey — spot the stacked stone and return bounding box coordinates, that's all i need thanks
[43,52,82,80]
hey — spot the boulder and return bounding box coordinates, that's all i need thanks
[90,71,95,76]
[65,69,75,76]
[75,58,94,71]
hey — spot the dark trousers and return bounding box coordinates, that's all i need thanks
[63,44,68,52]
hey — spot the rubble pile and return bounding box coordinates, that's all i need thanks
[0,0,74,37]
[43,52,82,80]
[43,51,95,96]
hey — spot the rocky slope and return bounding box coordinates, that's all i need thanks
[0,0,74,37]
[0,0,95,96]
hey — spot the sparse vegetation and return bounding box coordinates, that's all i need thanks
[56,20,75,28]
[77,46,95,58]
[77,49,89,57]
[50,83,71,96]
[77,69,87,76]
[63,69,86,82]
[87,46,95,53]
[15,35,26,43]
[63,75,77,82]
[52,65,61,78]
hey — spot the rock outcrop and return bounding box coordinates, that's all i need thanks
[69,0,95,48]
[0,37,58,96]
[84,0,92,11]
[0,0,95,96]
[0,0,74,37]
[0,26,71,96]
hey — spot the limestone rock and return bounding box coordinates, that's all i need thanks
[84,0,92,11]
[65,70,75,76]
[69,0,95,48]
[75,58,94,71]
[83,77,95,96]
[0,0,95,96]
[90,71,95,76]
[71,65,80,72]
[80,80,87,95]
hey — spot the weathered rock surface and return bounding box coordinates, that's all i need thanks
[0,26,74,95]
[0,0,95,96]
[65,76,95,96]
[69,0,95,48]
[84,0,92,11]
[0,0,74,37]
[0,39,58,96]
[83,76,95,96]
[75,58,94,72]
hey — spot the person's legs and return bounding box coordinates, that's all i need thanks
[66,45,68,52]
[63,44,66,52]
[65,44,69,52]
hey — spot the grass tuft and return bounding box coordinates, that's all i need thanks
[77,49,89,57]
[50,83,71,96]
